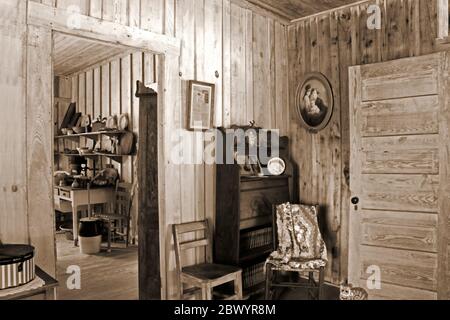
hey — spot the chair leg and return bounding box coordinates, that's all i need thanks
[178,281,184,300]
[308,272,314,300]
[234,273,243,300]
[265,264,273,300]
[125,220,130,248]
[107,220,112,253]
[318,268,325,300]
[201,284,213,300]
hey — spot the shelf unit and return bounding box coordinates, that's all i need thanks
[214,132,293,299]
[54,130,133,163]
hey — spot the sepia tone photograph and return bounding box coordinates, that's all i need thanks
[1,0,450,313]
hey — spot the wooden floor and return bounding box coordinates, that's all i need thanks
[55,234,138,300]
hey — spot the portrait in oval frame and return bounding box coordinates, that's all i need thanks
[295,72,334,133]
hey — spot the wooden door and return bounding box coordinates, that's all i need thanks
[349,52,450,300]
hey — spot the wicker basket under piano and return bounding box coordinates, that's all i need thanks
[214,133,293,299]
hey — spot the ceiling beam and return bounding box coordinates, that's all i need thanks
[27,1,181,56]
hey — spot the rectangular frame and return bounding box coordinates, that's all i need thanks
[188,80,215,131]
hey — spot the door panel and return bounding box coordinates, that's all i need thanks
[360,96,439,137]
[349,53,449,300]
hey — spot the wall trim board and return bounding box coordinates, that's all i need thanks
[27,1,181,56]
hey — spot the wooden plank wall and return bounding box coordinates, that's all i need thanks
[0,0,28,248]
[30,0,289,299]
[288,0,444,284]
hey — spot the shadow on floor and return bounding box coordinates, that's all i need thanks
[55,233,138,300]
[278,282,340,300]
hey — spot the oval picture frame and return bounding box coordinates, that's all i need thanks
[295,72,334,133]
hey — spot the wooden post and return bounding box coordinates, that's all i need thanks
[136,81,160,300]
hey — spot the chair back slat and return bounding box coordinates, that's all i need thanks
[173,220,212,275]
[114,182,134,218]
[176,221,207,234]
[179,239,209,251]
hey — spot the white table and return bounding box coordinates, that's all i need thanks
[55,186,114,246]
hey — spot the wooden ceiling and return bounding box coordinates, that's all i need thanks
[53,33,129,76]
[247,0,361,20]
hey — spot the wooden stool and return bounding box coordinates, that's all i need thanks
[173,220,243,300]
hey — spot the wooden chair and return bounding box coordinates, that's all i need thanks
[265,204,326,300]
[94,181,134,252]
[172,220,243,300]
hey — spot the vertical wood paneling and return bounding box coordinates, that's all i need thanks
[27,25,55,276]
[176,0,197,271]
[128,0,141,28]
[141,0,164,33]
[89,0,102,18]
[289,0,444,285]
[0,0,28,248]
[230,3,246,126]
[253,14,270,128]
[222,0,232,128]
[27,0,290,299]
[203,0,223,235]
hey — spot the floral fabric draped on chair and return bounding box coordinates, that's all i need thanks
[267,203,328,271]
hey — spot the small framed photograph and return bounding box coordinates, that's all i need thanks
[188,80,215,131]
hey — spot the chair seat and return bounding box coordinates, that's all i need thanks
[266,254,327,272]
[182,263,241,281]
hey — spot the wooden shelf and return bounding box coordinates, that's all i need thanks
[240,245,273,264]
[55,152,131,163]
[55,130,128,140]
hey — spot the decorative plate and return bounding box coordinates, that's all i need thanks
[267,157,286,176]
[106,116,117,130]
[118,114,129,131]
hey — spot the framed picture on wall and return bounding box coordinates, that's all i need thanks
[295,72,334,133]
[188,80,215,131]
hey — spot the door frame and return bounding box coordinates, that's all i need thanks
[26,1,181,299]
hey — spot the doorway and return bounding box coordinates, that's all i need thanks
[52,32,161,300]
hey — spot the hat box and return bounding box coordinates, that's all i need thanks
[0,244,35,290]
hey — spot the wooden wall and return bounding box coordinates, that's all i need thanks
[288,0,444,284]
[3,0,289,299]
[0,1,29,251]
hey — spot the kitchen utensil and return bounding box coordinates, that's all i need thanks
[80,115,91,128]
[119,132,134,155]
[118,114,129,130]
[60,102,76,130]
[68,112,82,128]
[77,147,92,156]
[267,157,286,176]
[106,116,117,130]
[73,126,90,134]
